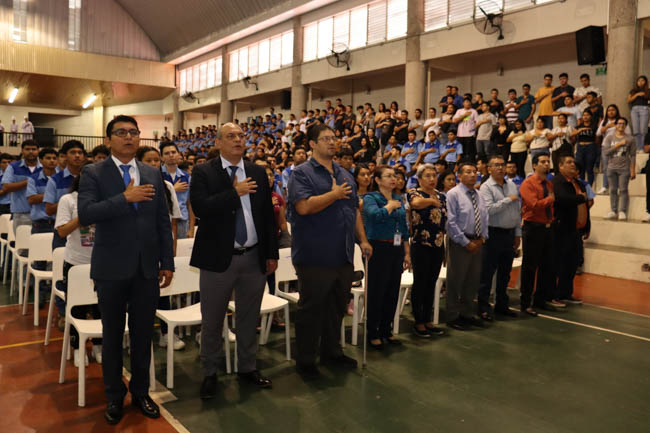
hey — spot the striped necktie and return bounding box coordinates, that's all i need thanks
[470,190,481,236]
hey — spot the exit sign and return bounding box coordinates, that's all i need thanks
[596,66,607,76]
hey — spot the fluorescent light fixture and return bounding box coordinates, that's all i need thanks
[8,88,18,103]
[82,93,97,109]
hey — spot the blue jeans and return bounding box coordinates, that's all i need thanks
[476,139,491,157]
[601,151,609,189]
[575,143,597,186]
[630,105,649,151]
[177,219,189,239]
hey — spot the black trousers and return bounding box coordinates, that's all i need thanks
[520,222,556,309]
[478,227,515,314]
[458,136,476,162]
[95,269,159,401]
[511,151,527,179]
[410,243,444,324]
[294,263,354,366]
[366,241,404,340]
[0,203,10,214]
[554,228,580,300]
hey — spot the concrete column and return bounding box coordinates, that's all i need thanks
[605,0,638,118]
[92,106,104,136]
[291,17,307,113]
[219,46,233,125]
[172,92,183,134]
[404,0,426,115]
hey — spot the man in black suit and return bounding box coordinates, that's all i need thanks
[78,115,174,425]
[190,122,278,400]
[552,154,590,305]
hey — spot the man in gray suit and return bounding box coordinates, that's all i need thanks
[78,115,174,425]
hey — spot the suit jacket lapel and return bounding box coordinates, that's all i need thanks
[102,157,126,193]
[244,161,258,208]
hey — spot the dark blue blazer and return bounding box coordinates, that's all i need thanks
[78,158,174,281]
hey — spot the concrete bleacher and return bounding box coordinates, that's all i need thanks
[584,152,649,283]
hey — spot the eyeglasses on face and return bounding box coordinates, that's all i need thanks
[318,136,337,143]
[112,129,140,138]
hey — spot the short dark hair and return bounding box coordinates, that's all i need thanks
[293,146,307,155]
[307,123,334,143]
[21,139,39,149]
[106,115,138,138]
[491,88,498,92]
[487,154,504,165]
[91,145,109,157]
[522,83,531,89]
[580,73,590,80]
[532,151,550,165]
[457,160,477,174]
[587,91,598,98]
[0,153,13,162]
[508,89,516,94]
[558,154,575,166]
[559,72,568,78]
[61,140,84,155]
[337,148,354,158]
[544,73,553,79]
[475,92,483,98]
[618,116,628,125]
[159,141,179,154]
[402,110,409,116]
[136,145,159,161]
[39,147,58,159]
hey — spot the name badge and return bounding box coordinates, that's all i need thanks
[393,232,402,246]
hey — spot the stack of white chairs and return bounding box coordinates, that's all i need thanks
[12,225,31,305]
[44,247,66,345]
[0,214,11,275]
[3,216,15,286]
[23,232,54,326]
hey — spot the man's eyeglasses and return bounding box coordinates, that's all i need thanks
[490,163,505,168]
[112,129,140,138]
[318,136,337,143]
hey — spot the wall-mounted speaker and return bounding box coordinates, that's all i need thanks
[575,26,605,65]
[281,90,291,110]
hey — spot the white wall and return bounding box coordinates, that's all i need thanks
[31,110,94,136]
[184,112,217,132]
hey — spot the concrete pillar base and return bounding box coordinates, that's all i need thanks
[291,84,307,113]
[219,100,233,125]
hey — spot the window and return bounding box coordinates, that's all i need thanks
[12,0,27,42]
[227,31,293,82]
[199,62,207,90]
[186,67,193,93]
[192,65,200,92]
[367,1,387,45]
[317,18,333,58]
[349,7,368,48]
[215,57,223,86]
[424,0,448,30]
[303,23,318,61]
[281,32,294,65]
[207,58,216,88]
[448,0,475,25]
[68,0,82,50]
[259,39,270,73]
[333,13,350,48]
[504,0,533,10]
[180,69,187,95]
[386,0,407,40]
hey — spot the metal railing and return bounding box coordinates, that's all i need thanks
[0,132,159,152]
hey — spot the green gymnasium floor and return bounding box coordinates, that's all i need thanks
[154,294,650,433]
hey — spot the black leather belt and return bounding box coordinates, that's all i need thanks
[524,221,551,229]
[464,234,481,240]
[233,244,257,255]
[488,226,515,233]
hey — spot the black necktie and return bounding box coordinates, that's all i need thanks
[228,166,248,246]
[541,180,552,220]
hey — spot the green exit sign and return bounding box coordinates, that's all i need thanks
[596,66,607,76]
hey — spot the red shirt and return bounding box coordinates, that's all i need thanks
[520,174,554,224]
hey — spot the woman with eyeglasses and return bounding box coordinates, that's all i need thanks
[408,164,446,337]
[362,165,410,349]
[602,118,636,220]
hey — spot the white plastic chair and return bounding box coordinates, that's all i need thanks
[3,217,15,285]
[45,247,66,345]
[23,232,54,326]
[0,214,10,272]
[13,225,31,304]
[155,256,202,389]
[175,238,194,257]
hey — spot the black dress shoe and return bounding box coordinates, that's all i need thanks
[200,374,217,400]
[424,325,445,336]
[296,363,321,378]
[447,318,467,330]
[321,354,358,368]
[384,336,402,346]
[479,311,494,322]
[238,370,272,388]
[462,315,485,327]
[495,308,518,318]
[131,395,160,419]
[104,399,124,425]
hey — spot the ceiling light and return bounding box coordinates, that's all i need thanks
[82,94,97,109]
[8,88,18,103]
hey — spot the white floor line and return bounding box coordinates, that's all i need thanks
[537,313,650,343]
[582,303,650,318]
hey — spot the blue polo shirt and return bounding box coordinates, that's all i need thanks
[1,160,42,213]
[442,140,463,163]
[26,171,52,221]
[401,140,420,165]
[387,157,411,173]
[44,167,76,209]
[0,169,10,205]
[287,158,358,267]
[418,140,441,163]
[162,165,190,220]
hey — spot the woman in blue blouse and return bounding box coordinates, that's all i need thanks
[407,164,447,338]
[362,165,411,349]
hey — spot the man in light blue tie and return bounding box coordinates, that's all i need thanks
[445,161,489,331]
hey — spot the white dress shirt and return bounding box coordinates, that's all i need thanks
[111,155,140,186]
[220,156,258,248]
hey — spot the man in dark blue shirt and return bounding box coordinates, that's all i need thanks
[287,124,372,378]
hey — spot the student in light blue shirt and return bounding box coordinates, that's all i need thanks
[401,131,420,165]
[27,147,58,233]
[0,153,13,214]
[418,130,441,164]
[440,130,463,171]
[161,142,193,239]
[2,140,42,233]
